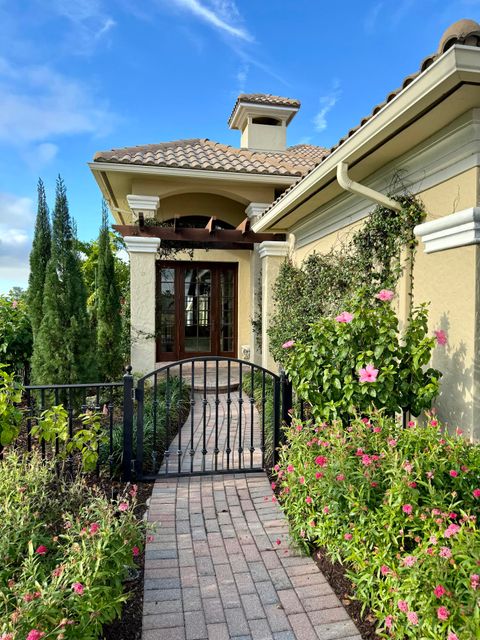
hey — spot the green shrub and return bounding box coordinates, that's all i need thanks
[0,451,145,639]
[275,413,480,639]
[0,293,33,383]
[0,365,23,447]
[282,289,441,421]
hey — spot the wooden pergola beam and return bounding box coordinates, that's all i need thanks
[205,216,216,234]
[236,218,250,236]
[113,224,285,250]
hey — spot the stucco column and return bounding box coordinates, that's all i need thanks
[124,236,160,374]
[258,240,289,372]
[126,195,160,223]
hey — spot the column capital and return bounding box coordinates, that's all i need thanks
[258,240,289,259]
[124,236,161,253]
[245,202,270,220]
[126,194,160,222]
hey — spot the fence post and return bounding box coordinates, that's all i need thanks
[280,369,292,430]
[122,365,134,482]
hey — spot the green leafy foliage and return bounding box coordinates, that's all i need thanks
[0,292,32,382]
[0,365,23,446]
[267,196,425,364]
[0,451,146,638]
[282,290,441,421]
[31,177,95,384]
[275,413,480,639]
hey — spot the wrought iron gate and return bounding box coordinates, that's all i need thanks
[122,357,291,481]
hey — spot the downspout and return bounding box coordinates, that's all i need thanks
[336,160,413,322]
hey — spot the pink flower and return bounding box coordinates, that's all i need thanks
[434,329,447,346]
[11,300,18,309]
[287,464,294,473]
[282,340,295,349]
[437,606,450,621]
[315,472,324,479]
[147,535,155,543]
[344,533,352,540]
[89,523,100,535]
[444,523,460,538]
[72,582,84,595]
[407,611,419,625]
[407,420,416,428]
[305,496,312,504]
[375,289,394,301]
[315,456,327,467]
[0,634,15,640]
[132,546,140,557]
[385,615,393,629]
[448,634,459,640]
[275,538,281,546]
[397,600,409,613]
[335,311,353,323]
[402,555,417,567]
[299,476,305,485]
[336,474,345,482]
[470,574,480,590]
[118,502,129,512]
[361,454,373,466]
[380,565,391,576]
[473,488,480,498]
[129,484,138,497]
[426,471,434,479]
[402,504,413,515]
[404,461,413,473]
[323,506,329,514]
[358,364,379,383]
[35,545,48,556]
[439,546,452,558]
[433,584,447,598]
[408,482,417,489]
[26,632,44,640]
[373,427,382,433]
[388,439,397,447]
[449,470,458,478]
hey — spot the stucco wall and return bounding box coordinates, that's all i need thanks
[289,168,479,438]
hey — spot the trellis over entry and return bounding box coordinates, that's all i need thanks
[113,217,285,250]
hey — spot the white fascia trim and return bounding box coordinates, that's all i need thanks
[89,162,298,186]
[252,45,480,233]
[258,241,289,259]
[246,202,270,219]
[126,195,160,211]
[292,109,480,249]
[124,236,161,253]
[414,208,480,253]
[230,102,299,129]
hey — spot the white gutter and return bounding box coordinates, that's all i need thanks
[336,162,402,211]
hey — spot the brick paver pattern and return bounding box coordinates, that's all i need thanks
[143,473,362,640]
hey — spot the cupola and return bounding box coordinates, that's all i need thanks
[228,94,300,152]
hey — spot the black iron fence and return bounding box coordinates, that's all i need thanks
[8,361,293,481]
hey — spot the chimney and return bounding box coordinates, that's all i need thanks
[228,94,300,152]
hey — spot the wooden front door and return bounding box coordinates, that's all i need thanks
[156,262,237,361]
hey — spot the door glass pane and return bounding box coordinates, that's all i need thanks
[184,268,211,352]
[220,270,234,352]
[157,269,176,353]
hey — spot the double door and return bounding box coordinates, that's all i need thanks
[156,262,237,361]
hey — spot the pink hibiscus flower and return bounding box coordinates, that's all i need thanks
[335,311,353,323]
[358,364,379,383]
[375,289,394,301]
[282,340,295,349]
[118,502,129,512]
[434,329,447,346]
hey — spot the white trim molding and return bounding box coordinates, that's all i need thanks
[126,195,160,222]
[258,240,289,259]
[246,202,270,220]
[414,208,480,253]
[124,236,161,254]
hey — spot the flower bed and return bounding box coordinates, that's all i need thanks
[0,451,146,639]
[275,413,480,639]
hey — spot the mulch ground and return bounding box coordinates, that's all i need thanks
[312,548,380,640]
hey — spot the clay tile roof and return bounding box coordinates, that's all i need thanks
[228,94,300,127]
[94,138,328,178]
[256,18,480,221]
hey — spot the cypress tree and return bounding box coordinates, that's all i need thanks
[96,201,123,380]
[27,179,51,338]
[31,176,94,384]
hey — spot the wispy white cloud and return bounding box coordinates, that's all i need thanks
[314,81,341,133]
[0,57,116,144]
[47,0,116,53]
[165,0,253,41]
[0,192,34,291]
[364,1,384,34]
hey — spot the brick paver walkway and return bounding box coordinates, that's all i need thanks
[143,474,362,640]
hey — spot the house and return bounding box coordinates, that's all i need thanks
[90,18,480,440]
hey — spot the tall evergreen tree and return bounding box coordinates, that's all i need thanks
[96,201,123,380]
[27,179,51,338]
[31,176,94,384]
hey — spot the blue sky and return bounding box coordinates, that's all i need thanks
[0,0,478,293]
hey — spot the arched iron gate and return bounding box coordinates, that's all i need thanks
[122,357,291,480]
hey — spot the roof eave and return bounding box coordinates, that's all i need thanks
[252,44,480,232]
[228,102,300,130]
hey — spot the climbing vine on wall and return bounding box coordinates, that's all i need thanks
[266,194,426,364]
